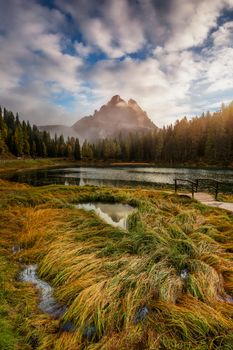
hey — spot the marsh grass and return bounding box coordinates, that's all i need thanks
[0,179,233,349]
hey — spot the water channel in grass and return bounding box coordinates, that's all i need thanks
[19,264,67,318]
[2,166,233,192]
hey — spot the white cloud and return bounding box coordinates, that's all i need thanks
[75,42,93,57]
[0,0,85,124]
[212,21,233,47]
[165,0,222,51]
[56,0,145,58]
[0,0,233,128]
[203,21,233,93]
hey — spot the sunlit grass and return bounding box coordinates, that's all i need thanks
[0,179,233,349]
[0,158,72,173]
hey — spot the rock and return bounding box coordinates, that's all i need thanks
[134,306,149,324]
[60,321,75,332]
[83,325,97,340]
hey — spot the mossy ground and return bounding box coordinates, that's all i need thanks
[0,179,233,349]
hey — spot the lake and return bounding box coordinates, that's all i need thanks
[2,166,233,192]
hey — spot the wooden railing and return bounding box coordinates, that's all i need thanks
[195,178,220,200]
[174,178,233,200]
[174,178,197,198]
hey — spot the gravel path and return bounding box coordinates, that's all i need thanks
[194,192,233,213]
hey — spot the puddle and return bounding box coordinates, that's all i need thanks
[180,269,189,279]
[76,202,134,229]
[217,293,233,304]
[19,264,67,318]
[12,245,22,254]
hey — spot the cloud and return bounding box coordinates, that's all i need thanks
[0,0,86,124]
[0,0,233,128]
[201,21,233,93]
[75,42,93,57]
[56,0,145,58]
[164,0,222,51]
[82,51,201,126]
[212,20,233,47]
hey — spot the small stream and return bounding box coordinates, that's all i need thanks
[19,264,67,318]
[17,202,135,338]
[76,202,134,229]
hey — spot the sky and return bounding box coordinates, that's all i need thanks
[0,0,233,127]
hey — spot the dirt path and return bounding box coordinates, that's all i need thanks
[193,192,233,213]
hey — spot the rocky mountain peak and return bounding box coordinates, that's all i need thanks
[109,95,125,105]
[72,95,157,141]
[128,98,137,105]
[40,96,157,142]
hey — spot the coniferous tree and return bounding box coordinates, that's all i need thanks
[14,125,24,156]
[74,138,81,160]
[82,140,93,159]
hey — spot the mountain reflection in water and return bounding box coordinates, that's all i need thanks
[76,202,134,229]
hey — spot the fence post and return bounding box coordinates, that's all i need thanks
[195,179,199,192]
[191,183,194,198]
[215,182,219,200]
[174,179,177,193]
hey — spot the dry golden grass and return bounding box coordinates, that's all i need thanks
[0,179,233,349]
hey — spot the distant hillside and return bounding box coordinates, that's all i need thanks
[38,125,78,138]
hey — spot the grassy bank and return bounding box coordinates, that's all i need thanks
[0,179,233,349]
[0,158,76,174]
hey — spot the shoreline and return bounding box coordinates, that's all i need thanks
[0,157,233,174]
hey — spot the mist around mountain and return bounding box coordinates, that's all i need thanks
[39,95,157,142]
[38,125,78,139]
[72,95,156,141]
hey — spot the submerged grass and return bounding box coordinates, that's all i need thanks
[0,179,233,349]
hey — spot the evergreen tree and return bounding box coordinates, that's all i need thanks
[82,140,93,159]
[22,121,30,155]
[14,125,24,156]
[74,138,81,160]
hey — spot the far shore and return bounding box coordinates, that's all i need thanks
[0,157,233,174]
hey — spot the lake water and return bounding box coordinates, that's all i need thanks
[2,166,233,192]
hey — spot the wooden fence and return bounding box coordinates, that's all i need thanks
[174,178,233,200]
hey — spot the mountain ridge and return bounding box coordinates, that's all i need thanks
[39,95,157,141]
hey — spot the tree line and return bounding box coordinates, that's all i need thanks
[81,102,233,165]
[0,107,81,160]
[0,102,232,165]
